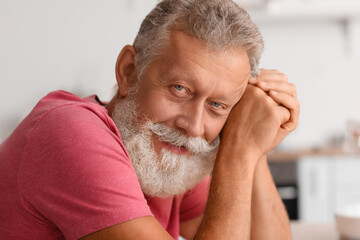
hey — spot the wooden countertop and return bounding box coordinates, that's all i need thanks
[267,147,349,163]
[291,222,339,240]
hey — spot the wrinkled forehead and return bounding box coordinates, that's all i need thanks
[160,31,248,65]
[162,31,250,75]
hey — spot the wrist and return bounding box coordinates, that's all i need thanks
[217,139,263,166]
[212,144,260,184]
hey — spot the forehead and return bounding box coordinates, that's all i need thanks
[161,31,249,72]
[155,31,250,94]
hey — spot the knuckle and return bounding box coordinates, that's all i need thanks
[252,85,264,95]
[264,95,276,107]
[282,74,288,82]
[269,107,279,117]
[272,109,284,124]
[289,82,296,91]
[285,123,295,131]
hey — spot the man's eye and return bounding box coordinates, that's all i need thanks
[174,85,185,92]
[211,102,221,108]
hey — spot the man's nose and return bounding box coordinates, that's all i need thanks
[175,103,205,138]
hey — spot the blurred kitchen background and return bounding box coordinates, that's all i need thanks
[1,0,360,225]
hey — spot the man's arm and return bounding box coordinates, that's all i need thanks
[180,215,203,240]
[179,158,292,240]
[192,83,294,239]
[250,69,300,239]
[251,155,291,240]
[194,70,298,239]
[79,216,174,240]
[249,69,298,239]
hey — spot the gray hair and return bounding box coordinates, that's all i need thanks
[133,0,264,78]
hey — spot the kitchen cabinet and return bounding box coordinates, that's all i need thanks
[298,155,360,222]
[268,148,360,222]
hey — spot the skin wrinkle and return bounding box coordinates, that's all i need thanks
[152,51,248,123]
[170,36,250,83]
[176,59,247,108]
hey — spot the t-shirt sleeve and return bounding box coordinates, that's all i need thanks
[18,104,152,240]
[179,175,211,222]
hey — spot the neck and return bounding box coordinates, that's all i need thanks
[106,92,121,117]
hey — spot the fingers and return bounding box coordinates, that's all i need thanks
[250,69,288,84]
[249,69,294,97]
[277,105,291,126]
[249,85,291,126]
[269,90,300,131]
[255,81,297,98]
[249,68,300,132]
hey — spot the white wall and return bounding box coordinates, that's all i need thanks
[257,19,360,149]
[1,0,360,150]
[0,0,156,140]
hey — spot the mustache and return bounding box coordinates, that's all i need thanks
[149,123,220,155]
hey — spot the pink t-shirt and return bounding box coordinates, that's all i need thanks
[0,90,210,240]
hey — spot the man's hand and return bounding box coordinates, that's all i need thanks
[221,77,292,161]
[249,69,300,152]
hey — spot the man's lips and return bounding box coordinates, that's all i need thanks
[160,140,189,154]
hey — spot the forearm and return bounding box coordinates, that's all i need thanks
[192,81,298,239]
[250,155,291,240]
[194,143,258,240]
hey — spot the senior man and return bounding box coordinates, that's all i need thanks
[0,0,299,239]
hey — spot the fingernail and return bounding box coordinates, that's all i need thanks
[272,90,278,94]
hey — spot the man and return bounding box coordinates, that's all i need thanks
[0,0,299,239]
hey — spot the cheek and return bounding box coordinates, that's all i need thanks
[136,91,179,123]
[204,117,227,142]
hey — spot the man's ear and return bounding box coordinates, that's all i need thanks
[115,45,138,97]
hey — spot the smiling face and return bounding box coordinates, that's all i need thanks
[134,31,250,154]
[110,31,250,197]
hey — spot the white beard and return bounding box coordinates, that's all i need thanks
[111,96,220,198]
